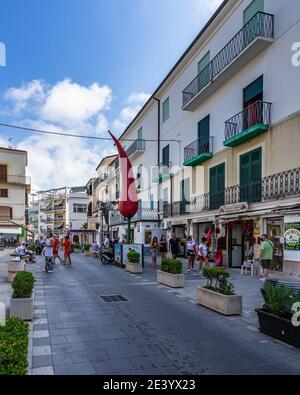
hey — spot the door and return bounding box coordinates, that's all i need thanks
[197,51,211,90]
[209,163,225,210]
[181,179,190,215]
[229,222,243,268]
[162,145,170,167]
[243,76,264,128]
[240,148,262,203]
[243,0,264,25]
[243,0,264,47]
[198,115,210,153]
[0,164,7,182]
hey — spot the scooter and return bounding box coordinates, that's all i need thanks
[100,248,115,265]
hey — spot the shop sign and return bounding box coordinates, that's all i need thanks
[284,223,300,250]
[219,202,249,214]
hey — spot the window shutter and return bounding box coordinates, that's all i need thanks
[243,0,264,25]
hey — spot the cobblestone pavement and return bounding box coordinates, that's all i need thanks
[22,253,300,375]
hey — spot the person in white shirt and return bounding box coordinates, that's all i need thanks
[198,237,209,274]
[44,232,54,273]
[186,236,196,272]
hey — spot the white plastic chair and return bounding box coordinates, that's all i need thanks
[241,260,254,276]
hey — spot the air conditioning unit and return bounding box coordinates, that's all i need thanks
[161,220,171,230]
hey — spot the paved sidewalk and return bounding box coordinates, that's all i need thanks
[25,253,300,375]
[0,250,13,315]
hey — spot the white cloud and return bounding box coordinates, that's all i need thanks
[4,80,46,112]
[113,91,150,133]
[40,78,112,126]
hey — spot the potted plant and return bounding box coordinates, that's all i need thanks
[73,243,81,253]
[83,243,91,256]
[196,267,242,315]
[256,282,300,348]
[157,258,185,288]
[126,249,142,274]
[10,272,35,321]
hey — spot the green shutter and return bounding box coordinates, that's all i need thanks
[162,145,170,166]
[243,0,264,25]
[198,115,210,141]
[210,163,225,209]
[137,127,143,140]
[240,148,262,202]
[162,98,169,123]
[198,52,210,75]
[244,76,263,103]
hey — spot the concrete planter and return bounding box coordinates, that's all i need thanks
[126,261,142,274]
[157,270,185,288]
[74,249,80,254]
[10,295,34,321]
[197,287,242,316]
[8,260,26,283]
[84,250,90,256]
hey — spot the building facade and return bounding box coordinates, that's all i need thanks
[104,0,300,273]
[0,147,31,244]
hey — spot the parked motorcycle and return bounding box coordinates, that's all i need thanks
[100,248,115,265]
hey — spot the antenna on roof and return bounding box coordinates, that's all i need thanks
[8,138,13,148]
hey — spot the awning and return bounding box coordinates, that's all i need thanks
[171,220,187,226]
[0,226,22,235]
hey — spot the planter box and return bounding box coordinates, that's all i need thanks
[10,296,34,321]
[157,270,185,288]
[256,308,300,348]
[126,261,142,274]
[8,261,26,283]
[74,249,80,253]
[197,287,242,316]
[84,250,90,256]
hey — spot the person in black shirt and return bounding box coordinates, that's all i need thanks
[159,235,168,260]
[169,234,179,259]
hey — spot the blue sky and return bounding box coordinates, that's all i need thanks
[0,0,222,191]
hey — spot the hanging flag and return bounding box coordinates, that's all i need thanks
[206,228,212,246]
[108,131,138,219]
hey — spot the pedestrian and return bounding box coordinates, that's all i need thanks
[104,234,110,248]
[63,235,72,265]
[186,235,196,272]
[44,231,54,273]
[53,233,62,264]
[159,235,168,260]
[198,237,209,274]
[169,233,179,259]
[259,234,274,281]
[150,236,159,268]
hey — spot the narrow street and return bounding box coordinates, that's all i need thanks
[28,254,300,375]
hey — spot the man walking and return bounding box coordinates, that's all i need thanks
[169,234,179,259]
[44,232,54,273]
[259,234,274,281]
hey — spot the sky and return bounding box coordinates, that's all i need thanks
[0,0,223,192]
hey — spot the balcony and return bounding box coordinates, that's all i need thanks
[152,162,173,183]
[183,136,214,167]
[110,207,159,226]
[224,101,271,147]
[163,201,190,217]
[182,12,274,111]
[126,139,145,159]
[0,175,31,187]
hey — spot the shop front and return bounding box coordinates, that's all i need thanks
[265,217,284,271]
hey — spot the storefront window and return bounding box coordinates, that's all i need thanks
[267,218,284,271]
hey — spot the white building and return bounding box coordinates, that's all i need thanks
[0,146,31,243]
[65,186,88,239]
[110,0,300,273]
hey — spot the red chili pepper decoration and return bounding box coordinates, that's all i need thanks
[108,131,138,219]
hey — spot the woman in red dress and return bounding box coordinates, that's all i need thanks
[63,235,72,265]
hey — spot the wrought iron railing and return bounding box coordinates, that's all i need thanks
[182,12,274,107]
[162,168,300,217]
[126,139,145,158]
[184,136,214,163]
[152,161,173,181]
[224,101,272,141]
[110,207,159,225]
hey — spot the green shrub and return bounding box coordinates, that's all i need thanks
[28,244,36,252]
[83,243,90,251]
[73,243,81,250]
[202,267,234,296]
[12,272,35,299]
[161,258,183,275]
[0,317,29,375]
[127,249,140,263]
[262,282,300,319]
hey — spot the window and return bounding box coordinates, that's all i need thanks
[0,189,8,198]
[198,115,210,153]
[162,145,170,167]
[0,206,12,220]
[137,127,143,141]
[0,164,7,182]
[150,194,154,210]
[243,0,264,25]
[198,51,210,75]
[162,97,170,123]
[73,204,87,213]
[209,163,225,210]
[240,148,262,203]
[243,75,263,107]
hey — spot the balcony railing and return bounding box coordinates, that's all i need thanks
[110,207,159,226]
[152,162,173,183]
[0,175,31,186]
[162,167,300,217]
[182,12,274,109]
[184,136,214,166]
[224,101,271,146]
[126,139,145,158]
